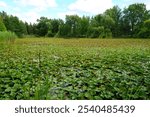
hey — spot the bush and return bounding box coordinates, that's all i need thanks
[87,27,112,38]
[46,30,54,37]
[138,20,150,38]
[0,31,17,42]
[87,26,105,38]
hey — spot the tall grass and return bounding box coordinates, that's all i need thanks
[0,31,17,43]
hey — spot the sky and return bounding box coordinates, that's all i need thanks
[0,0,150,23]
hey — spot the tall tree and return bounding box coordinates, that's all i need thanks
[123,3,149,37]
[0,11,27,37]
[46,19,62,37]
[78,16,90,37]
[138,20,150,38]
[9,16,26,37]
[65,15,81,37]
[88,14,114,38]
[25,22,34,35]
[36,17,50,36]
[105,6,122,37]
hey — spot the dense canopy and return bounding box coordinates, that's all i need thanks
[0,3,150,38]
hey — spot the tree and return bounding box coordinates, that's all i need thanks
[36,17,50,36]
[105,6,122,37]
[0,11,12,31]
[0,16,6,31]
[19,21,27,36]
[88,14,114,38]
[8,16,27,37]
[51,19,60,37]
[138,20,150,38]
[78,16,90,37]
[123,3,149,37]
[102,15,115,30]
[1,3,150,38]
[46,19,62,37]
[0,11,27,37]
[65,15,81,37]
[87,26,105,38]
[25,22,34,35]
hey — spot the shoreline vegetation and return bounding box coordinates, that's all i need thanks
[0,3,150,39]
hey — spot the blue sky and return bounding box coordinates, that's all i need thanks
[0,0,150,23]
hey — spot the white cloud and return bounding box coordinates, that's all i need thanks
[12,10,40,23]
[116,0,150,9]
[145,1,150,10]
[0,1,7,7]
[14,0,57,10]
[147,4,150,10]
[11,0,58,23]
[68,0,113,14]
[22,11,40,23]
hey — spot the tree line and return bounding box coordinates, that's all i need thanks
[0,3,150,38]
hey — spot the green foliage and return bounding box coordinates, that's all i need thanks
[105,6,122,37]
[46,30,54,37]
[58,21,71,38]
[0,11,27,38]
[0,17,6,31]
[138,20,150,38]
[78,16,90,38]
[87,26,112,38]
[64,15,81,37]
[50,19,62,37]
[0,31,17,42]
[88,26,105,38]
[1,3,150,38]
[25,22,36,35]
[35,17,49,36]
[0,38,150,100]
[123,3,149,37]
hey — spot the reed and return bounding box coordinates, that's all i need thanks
[0,31,17,43]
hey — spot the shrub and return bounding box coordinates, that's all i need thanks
[46,30,54,37]
[138,20,150,38]
[0,17,6,31]
[0,31,17,42]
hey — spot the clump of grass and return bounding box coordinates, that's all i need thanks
[0,31,17,43]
